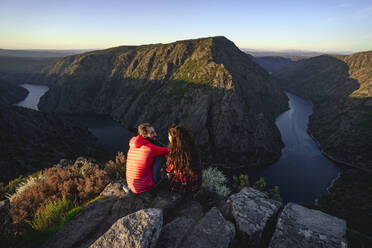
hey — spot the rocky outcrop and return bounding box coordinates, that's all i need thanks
[41,185,348,248]
[0,79,28,105]
[0,105,108,182]
[90,208,163,248]
[0,199,12,241]
[156,217,194,248]
[224,187,282,247]
[274,51,372,170]
[269,203,347,248]
[37,36,288,167]
[180,207,236,248]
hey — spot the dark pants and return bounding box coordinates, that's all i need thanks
[152,156,165,184]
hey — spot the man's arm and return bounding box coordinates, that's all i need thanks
[150,143,168,157]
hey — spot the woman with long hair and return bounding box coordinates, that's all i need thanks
[166,124,202,194]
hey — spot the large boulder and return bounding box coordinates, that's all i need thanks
[224,187,282,247]
[156,217,194,248]
[100,181,129,198]
[269,203,347,248]
[0,199,12,241]
[180,207,235,248]
[90,208,163,248]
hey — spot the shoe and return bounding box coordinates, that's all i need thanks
[122,184,131,194]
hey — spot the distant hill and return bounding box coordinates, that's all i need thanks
[0,49,91,84]
[274,51,372,170]
[37,36,288,167]
[0,49,91,58]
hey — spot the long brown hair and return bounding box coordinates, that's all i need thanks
[167,125,199,178]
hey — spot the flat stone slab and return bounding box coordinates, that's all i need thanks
[156,217,194,248]
[180,207,235,248]
[100,181,129,198]
[90,208,163,248]
[226,187,282,247]
[269,203,347,248]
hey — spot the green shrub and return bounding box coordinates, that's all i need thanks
[62,206,83,224]
[202,167,231,197]
[10,164,109,233]
[28,195,71,231]
[253,177,267,192]
[233,174,249,191]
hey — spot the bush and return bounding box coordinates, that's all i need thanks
[202,167,231,197]
[28,195,71,231]
[10,164,110,233]
[233,174,249,191]
[253,177,267,192]
[104,152,126,180]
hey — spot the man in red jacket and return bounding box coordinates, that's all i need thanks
[126,123,168,194]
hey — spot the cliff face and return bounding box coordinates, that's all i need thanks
[274,51,372,170]
[0,79,29,105]
[38,36,288,167]
[0,105,107,182]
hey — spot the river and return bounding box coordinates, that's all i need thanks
[14,84,341,203]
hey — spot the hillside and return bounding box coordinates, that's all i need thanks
[274,51,372,170]
[0,105,108,182]
[0,56,58,85]
[0,79,29,105]
[37,36,288,167]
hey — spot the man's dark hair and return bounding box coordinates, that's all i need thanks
[138,123,152,136]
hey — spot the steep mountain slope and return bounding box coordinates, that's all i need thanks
[0,105,108,182]
[38,36,288,167]
[0,79,29,105]
[274,51,372,170]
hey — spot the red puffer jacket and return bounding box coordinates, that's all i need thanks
[126,136,168,194]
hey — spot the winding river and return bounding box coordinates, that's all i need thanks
[14,84,341,203]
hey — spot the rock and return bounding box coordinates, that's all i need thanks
[225,187,282,247]
[100,181,129,198]
[42,198,115,248]
[172,200,204,221]
[269,203,347,248]
[110,194,147,220]
[0,199,12,240]
[150,191,182,211]
[156,217,194,248]
[90,208,163,248]
[180,207,235,248]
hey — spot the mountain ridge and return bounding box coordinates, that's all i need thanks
[37,36,288,167]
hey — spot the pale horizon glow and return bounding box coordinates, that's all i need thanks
[1,0,372,53]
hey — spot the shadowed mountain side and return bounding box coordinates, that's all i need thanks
[0,105,108,182]
[0,79,29,105]
[0,56,59,85]
[274,52,372,170]
[37,36,288,167]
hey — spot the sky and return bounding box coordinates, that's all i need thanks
[1,0,372,52]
